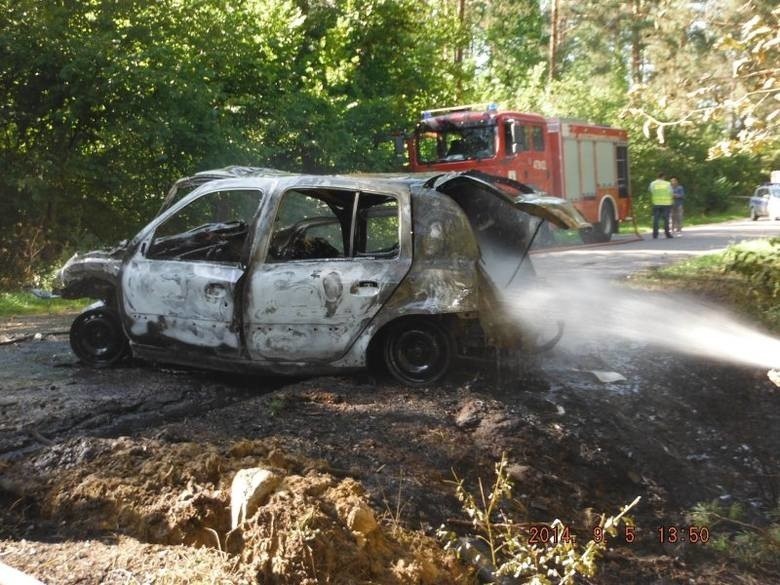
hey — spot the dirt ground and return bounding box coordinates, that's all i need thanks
[1,311,779,584]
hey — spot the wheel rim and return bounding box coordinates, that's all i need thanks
[386,324,450,384]
[71,310,126,365]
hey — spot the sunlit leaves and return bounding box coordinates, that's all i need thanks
[629,2,779,159]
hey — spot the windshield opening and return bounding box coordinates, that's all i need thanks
[415,123,496,164]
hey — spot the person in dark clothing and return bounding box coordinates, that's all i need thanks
[670,177,685,235]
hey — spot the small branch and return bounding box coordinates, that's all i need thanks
[0,331,69,346]
[26,429,55,446]
[204,526,222,552]
[0,335,34,346]
[734,68,780,80]
[708,512,771,536]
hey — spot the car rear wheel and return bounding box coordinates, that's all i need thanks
[750,206,759,221]
[383,319,452,386]
[70,307,129,367]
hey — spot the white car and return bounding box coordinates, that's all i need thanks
[749,184,780,220]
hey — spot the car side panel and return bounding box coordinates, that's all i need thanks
[243,177,413,364]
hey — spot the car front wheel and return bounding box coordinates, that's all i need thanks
[70,307,129,367]
[383,319,453,386]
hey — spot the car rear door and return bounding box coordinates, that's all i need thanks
[243,179,412,363]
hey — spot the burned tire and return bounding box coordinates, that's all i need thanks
[70,307,129,367]
[383,319,453,386]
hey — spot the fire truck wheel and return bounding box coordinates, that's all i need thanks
[383,319,453,386]
[70,307,129,368]
[596,203,615,242]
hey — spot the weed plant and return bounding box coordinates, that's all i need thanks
[439,454,640,585]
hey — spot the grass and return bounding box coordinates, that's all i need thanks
[0,291,88,318]
[620,208,746,234]
[631,238,780,332]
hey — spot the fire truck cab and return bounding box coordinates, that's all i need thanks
[407,104,632,241]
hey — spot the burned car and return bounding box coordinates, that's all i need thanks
[57,169,589,385]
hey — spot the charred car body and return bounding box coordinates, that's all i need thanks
[57,169,588,385]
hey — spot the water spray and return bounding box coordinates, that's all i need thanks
[501,276,780,376]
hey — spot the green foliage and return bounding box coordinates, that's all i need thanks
[689,499,780,570]
[468,0,545,103]
[629,2,780,159]
[438,453,640,585]
[0,292,87,318]
[267,395,289,418]
[626,123,766,218]
[723,237,780,300]
[0,0,460,287]
[1,0,775,290]
[634,238,780,332]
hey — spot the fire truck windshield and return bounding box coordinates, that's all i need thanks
[415,123,496,164]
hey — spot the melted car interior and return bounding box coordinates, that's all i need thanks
[147,189,263,263]
[267,188,399,263]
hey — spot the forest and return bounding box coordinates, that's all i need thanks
[1,0,778,286]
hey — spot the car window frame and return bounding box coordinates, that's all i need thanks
[139,186,265,267]
[265,187,401,264]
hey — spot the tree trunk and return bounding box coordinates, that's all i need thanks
[548,0,560,82]
[631,0,643,85]
[455,0,466,98]
[455,0,465,65]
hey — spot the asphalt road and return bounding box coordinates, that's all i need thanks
[532,217,780,279]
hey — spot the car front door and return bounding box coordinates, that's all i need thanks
[244,183,411,363]
[121,187,263,356]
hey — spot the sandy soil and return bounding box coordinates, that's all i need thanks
[0,312,778,584]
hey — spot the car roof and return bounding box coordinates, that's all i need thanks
[160,167,436,214]
[193,166,436,187]
[160,167,588,231]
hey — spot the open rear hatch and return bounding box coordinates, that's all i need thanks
[429,170,585,349]
[428,170,589,286]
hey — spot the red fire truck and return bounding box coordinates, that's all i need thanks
[406,104,632,241]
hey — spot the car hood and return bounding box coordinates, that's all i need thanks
[55,242,128,298]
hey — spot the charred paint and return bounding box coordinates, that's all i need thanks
[245,260,406,362]
[322,271,343,317]
[56,246,126,300]
[58,168,580,377]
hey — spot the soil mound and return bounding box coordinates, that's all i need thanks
[1,437,469,584]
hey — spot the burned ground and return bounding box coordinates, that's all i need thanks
[0,313,778,584]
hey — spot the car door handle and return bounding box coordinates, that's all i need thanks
[352,280,379,297]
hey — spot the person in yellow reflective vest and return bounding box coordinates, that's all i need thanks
[649,172,674,239]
